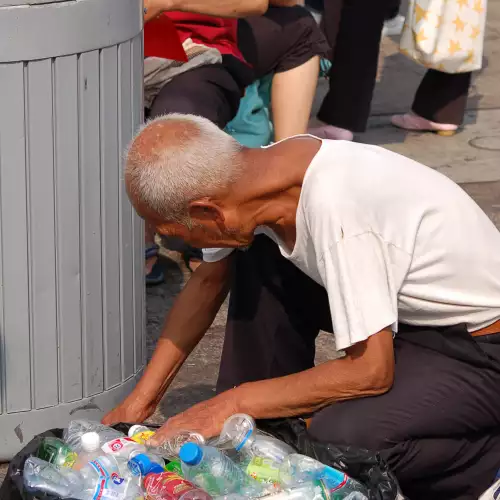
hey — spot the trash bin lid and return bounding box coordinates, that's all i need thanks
[0,0,143,62]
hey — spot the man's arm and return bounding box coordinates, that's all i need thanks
[144,0,268,22]
[237,328,394,418]
[149,328,394,442]
[102,257,232,425]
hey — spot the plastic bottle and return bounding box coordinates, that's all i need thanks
[23,457,84,499]
[179,443,262,497]
[63,420,124,453]
[279,454,368,499]
[144,471,213,500]
[128,424,156,445]
[36,437,78,469]
[259,482,327,500]
[165,460,184,475]
[149,430,206,460]
[79,455,143,500]
[218,414,294,464]
[128,452,165,477]
[74,432,102,470]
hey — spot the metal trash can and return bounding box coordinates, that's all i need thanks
[0,0,145,460]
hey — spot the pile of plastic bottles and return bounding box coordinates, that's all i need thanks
[23,414,369,500]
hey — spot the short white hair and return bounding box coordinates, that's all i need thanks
[126,113,243,225]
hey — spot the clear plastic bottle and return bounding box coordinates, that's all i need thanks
[63,420,124,453]
[218,414,294,464]
[74,432,102,470]
[259,482,327,500]
[23,457,84,499]
[179,443,262,497]
[149,430,206,460]
[79,455,143,500]
[279,454,368,500]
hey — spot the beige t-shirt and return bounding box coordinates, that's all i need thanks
[203,139,500,350]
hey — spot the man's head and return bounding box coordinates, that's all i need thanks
[125,113,254,248]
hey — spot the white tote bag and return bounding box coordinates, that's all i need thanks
[400,0,487,73]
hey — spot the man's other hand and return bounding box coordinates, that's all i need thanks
[148,390,239,446]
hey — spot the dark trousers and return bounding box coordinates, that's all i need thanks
[318,0,472,131]
[149,6,330,126]
[412,70,472,125]
[217,236,500,500]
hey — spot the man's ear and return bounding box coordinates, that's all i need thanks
[188,199,225,224]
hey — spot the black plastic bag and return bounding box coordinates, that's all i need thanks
[258,418,404,500]
[1,420,403,500]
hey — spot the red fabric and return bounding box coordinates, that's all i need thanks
[144,15,187,61]
[145,12,245,62]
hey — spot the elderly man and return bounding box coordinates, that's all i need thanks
[104,114,500,499]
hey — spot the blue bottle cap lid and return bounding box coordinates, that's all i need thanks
[128,454,164,476]
[179,442,203,466]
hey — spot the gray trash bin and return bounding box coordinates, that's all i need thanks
[0,0,145,460]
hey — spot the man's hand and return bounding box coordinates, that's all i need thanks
[102,394,156,426]
[148,390,239,446]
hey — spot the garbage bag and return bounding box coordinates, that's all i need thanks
[1,420,403,500]
[258,418,404,500]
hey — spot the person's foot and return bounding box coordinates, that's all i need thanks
[382,14,405,37]
[308,125,354,141]
[391,112,458,136]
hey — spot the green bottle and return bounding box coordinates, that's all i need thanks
[165,460,183,476]
[36,437,78,469]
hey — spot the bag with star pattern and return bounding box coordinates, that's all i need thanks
[400,0,487,73]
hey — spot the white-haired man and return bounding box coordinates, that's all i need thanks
[104,114,500,499]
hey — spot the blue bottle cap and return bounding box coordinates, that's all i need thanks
[128,454,164,476]
[179,443,203,466]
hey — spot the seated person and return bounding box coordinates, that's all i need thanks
[106,114,500,499]
[143,0,330,279]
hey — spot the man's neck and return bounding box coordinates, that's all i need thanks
[236,136,322,251]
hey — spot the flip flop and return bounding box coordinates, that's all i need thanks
[146,244,165,286]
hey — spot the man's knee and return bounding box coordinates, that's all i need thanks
[308,403,398,452]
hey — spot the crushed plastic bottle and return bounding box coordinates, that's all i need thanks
[63,420,124,454]
[148,430,206,460]
[218,414,294,464]
[23,457,84,499]
[144,471,213,500]
[279,454,368,500]
[79,455,143,500]
[179,443,262,497]
[36,437,78,468]
[74,432,103,470]
[259,482,327,500]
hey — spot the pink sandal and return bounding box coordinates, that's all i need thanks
[391,113,458,136]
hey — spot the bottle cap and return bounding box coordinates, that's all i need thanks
[128,425,148,438]
[81,432,100,452]
[179,443,203,466]
[128,453,164,476]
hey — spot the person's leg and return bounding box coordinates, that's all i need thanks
[149,64,243,271]
[238,6,331,140]
[314,0,390,136]
[216,235,333,392]
[308,329,500,499]
[392,70,472,135]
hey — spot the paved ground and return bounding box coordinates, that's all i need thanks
[1,0,499,485]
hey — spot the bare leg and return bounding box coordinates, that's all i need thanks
[145,222,157,276]
[271,56,320,141]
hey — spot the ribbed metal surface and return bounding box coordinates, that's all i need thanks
[0,31,145,457]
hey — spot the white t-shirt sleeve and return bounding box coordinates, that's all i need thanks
[318,232,404,350]
[202,247,234,263]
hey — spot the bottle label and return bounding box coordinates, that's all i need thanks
[144,472,200,500]
[246,457,280,486]
[101,437,142,457]
[131,430,156,445]
[89,460,126,500]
